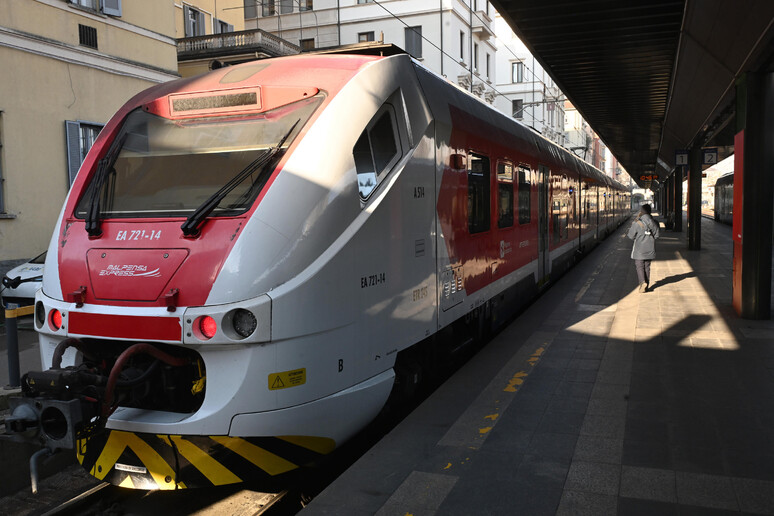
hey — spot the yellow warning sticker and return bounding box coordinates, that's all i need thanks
[268,368,306,390]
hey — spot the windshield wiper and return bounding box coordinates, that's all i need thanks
[85,134,127,238]
[180,120,300,238]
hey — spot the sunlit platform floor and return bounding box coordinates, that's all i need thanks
[304,214,774,516]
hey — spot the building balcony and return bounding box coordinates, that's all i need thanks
[177,29,301,61]
[471,11,494,41]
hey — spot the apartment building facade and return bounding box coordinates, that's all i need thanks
[0,1,248,267]
[0,0,180,265]
[493,13,565,146]
[244,0,499,104]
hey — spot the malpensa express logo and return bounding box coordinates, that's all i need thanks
[99,265,162,277]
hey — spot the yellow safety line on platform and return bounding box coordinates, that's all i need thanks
[4,305,34,318]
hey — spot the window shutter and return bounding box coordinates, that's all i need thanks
[102,0,121,16]
[65,121,81,188]
[184,5,192,37]
[197,11,206,36]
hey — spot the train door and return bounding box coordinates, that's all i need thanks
[537,164,550,285]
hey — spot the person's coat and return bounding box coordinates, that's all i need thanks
[627,213,660,260]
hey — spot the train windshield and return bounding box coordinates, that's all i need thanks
[74,95,322,220]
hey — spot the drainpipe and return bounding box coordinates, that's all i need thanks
[440,0,443,76]
[469,1,473,92]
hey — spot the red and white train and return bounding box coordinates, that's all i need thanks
[9,53,630,490]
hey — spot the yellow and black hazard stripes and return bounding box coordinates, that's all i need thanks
[78,430,180,490]
[162,436,241,486]
[210,436,296,476]
[77,430,336,490]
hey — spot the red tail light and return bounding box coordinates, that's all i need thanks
[49,309,62,331]
[199,316,217,340]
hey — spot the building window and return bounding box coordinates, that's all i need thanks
[459,31,465,60]
[300,38,315,50]
[65,121,103,188]
[473,43,478,70]
[102,0,121,16]
[78,24,98,49]
[512,99,524,120]
[214,19,234,33]
[280,0,293,14]
[486,53,490,79]
[244,0,257,19]
[512,61,524,83]
[299,0,313,11]
[405,26,422,59]
[357,0,373,4]
[70,0,121,16]
[262,0,276,16]
[184,6,205,36]
[358,32,375,43]
[468,153,490,234]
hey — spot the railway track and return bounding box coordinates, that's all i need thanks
[2,473,291,516]
[45,484,291,516]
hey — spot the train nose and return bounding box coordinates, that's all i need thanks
[86,248,189,301]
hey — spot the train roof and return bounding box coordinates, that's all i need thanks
[715,171,734,186]
[410,61,630,193]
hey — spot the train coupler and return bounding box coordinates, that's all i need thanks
[6,396,93,451]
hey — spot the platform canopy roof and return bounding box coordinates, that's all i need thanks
[491,0,774,188]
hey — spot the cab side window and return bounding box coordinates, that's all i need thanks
[354,103,402,200]
[468,153,491,234]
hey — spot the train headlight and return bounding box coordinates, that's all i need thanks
[231,309,257,338]
[35,302,45,328]
[183,294,270,344]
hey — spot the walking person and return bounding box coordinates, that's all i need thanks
[628,204,660,292]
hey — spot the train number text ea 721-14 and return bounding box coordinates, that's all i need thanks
[360,272,386,288]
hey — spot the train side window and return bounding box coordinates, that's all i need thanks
[354,103,401,200]
[518,165,531,224]
[552,200,561,244]
[468,153,490,234]
[497,161,514,228]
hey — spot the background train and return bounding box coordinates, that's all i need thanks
[8,52,630,490]
[714,171,734,225]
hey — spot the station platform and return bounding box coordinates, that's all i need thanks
[304,214,774,515]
